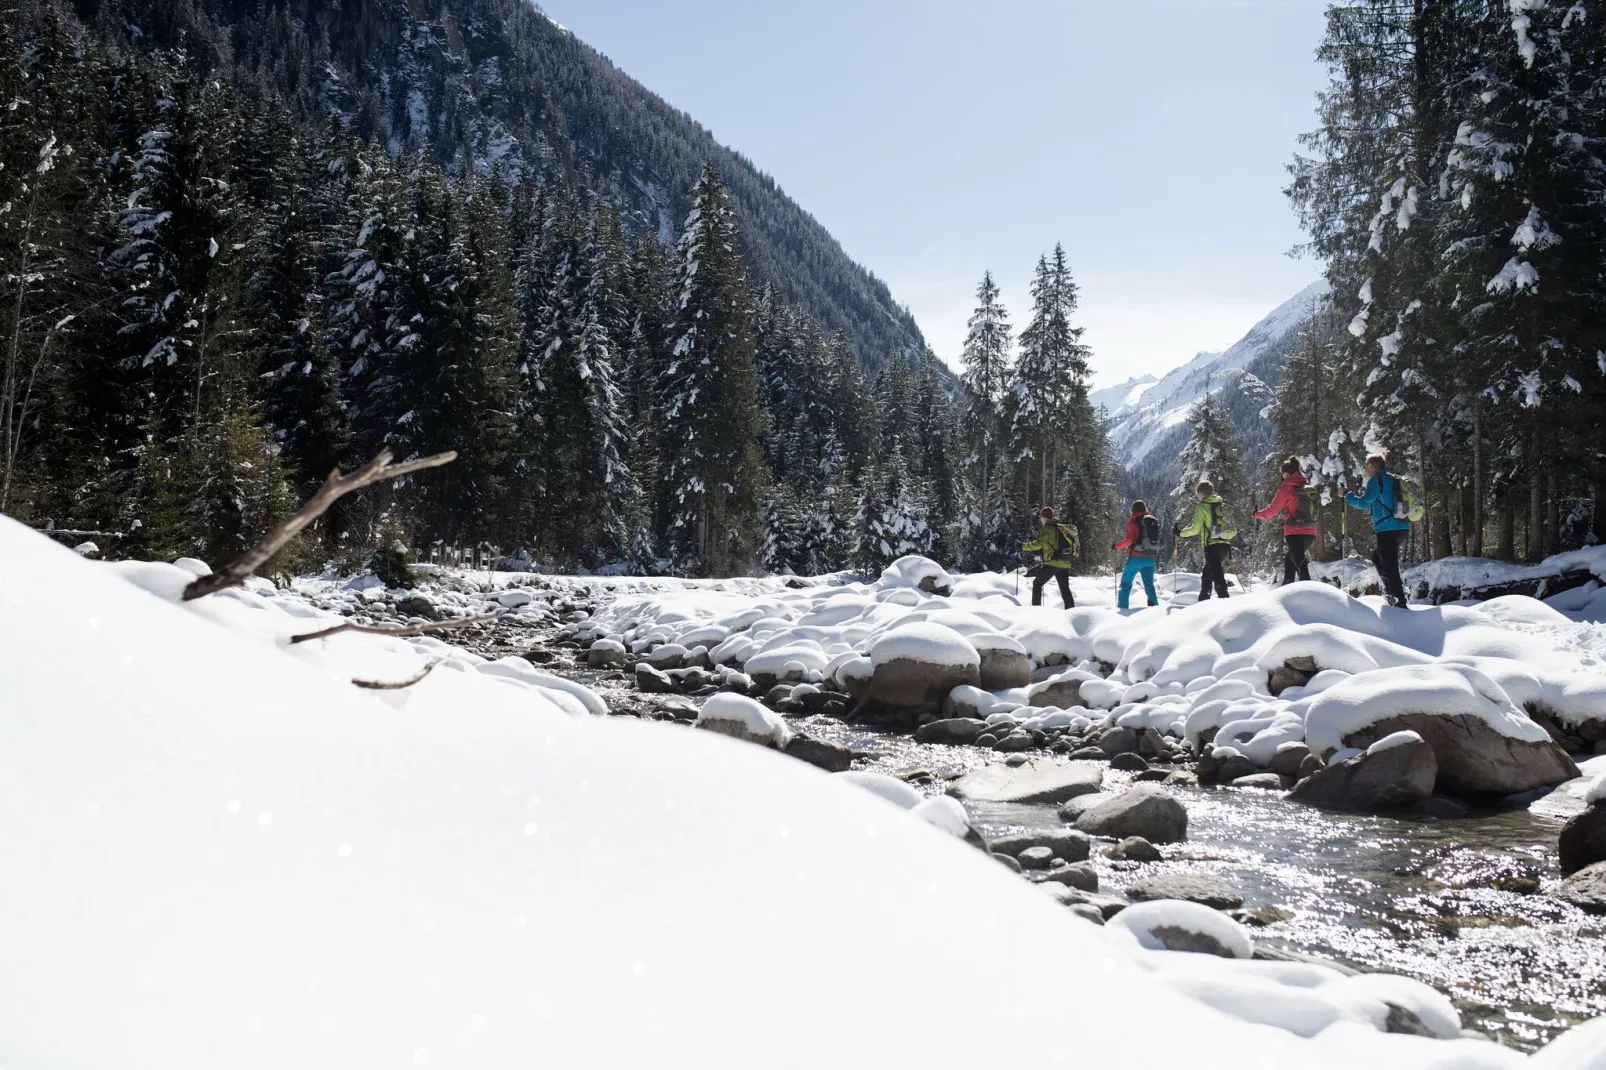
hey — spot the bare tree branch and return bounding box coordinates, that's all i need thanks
[289,609,504,645]
[351,660,440,691]
[182,449,457,601]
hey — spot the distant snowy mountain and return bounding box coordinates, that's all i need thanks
[1099,281,1329,470]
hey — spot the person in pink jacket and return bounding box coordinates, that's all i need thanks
[1255,456,1320,585]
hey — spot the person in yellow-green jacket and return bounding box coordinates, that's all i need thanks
[1174,479,1235,601]
[1022,506,1077,608]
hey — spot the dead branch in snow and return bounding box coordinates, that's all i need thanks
[351,660,440,691]
[182,449,457,601]
[289,609,504,645]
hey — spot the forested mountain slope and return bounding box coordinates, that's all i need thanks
[71,0,925,366]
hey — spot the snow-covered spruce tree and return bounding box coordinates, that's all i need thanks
[1010,245,1092,512]
[913,355,962,562]
[958,271,1012,567]
[1268,295,1355,559]
[1172,386,1247,567]
[660,165,768,576]
[1441,1,1606,560]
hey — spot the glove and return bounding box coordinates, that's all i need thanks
[1111,541,1119,551]
[1172,524,1181,537]
[1020,542,1030,552]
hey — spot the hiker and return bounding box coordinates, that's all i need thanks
[1174,480,1235,601]
[1111,500,1161,609]
[1255,456,1319,585]
[1345,453,1411,608]
[1022,506,1077,608]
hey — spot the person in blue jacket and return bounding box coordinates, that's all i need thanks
[1345,452,1411,608]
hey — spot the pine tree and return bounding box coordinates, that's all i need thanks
[660,165,768,575]
[958,271,1012,567]
[1173,385,1247,565]
[1010,245,1092,511]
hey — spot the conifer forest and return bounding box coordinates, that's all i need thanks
[2,0,1603,580]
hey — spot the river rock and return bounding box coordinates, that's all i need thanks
[976,645,1031,690]
[1271,743,1311,778]
[1230,773,1285,790]
[1106,836,1162,862]
[1555,860,1606,913]
[1288,736,1437,812]
[1560,802,1606,877]
[782,733,853,773]
[987,829,1091,863]
[397,594,437,620]
[1336,713,1578,796]
[1110,752,1149,772]
[948,758,1103,805]
[992,852,1023,874]
[1057,793,1110,823]
[1066,903,1105,925]
[1297,752,1324,780]
[586,639,627,667]
[915,718,990,746]
[635,662,676,694]
[1074,785,1188,843]
[1035,861,1098,891]
[869,657,981,717]
[1214,751,1257,784]
[647,643,688,671]
[1027,669,1095,709]
[1068,746,1107,762]
[696,693,791,748]
[1017,846,1055,870]
[1040,884,1129,918]
[1097,726,1139,757]
[993,730,1037,753]
[1125,872,1245,910]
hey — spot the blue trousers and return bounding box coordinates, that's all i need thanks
[1119,556,1158,609]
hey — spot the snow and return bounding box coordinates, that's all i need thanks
[1304,664,1552,755]
[869,622,978,668]
[1367,730,1425,756]
[695,692,791,747]
[1111,900,1253,959]
[11,516,1606,1065]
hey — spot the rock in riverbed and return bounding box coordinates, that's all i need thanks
[1074,785,1188,844]
[1124,872,1245,910]
[1560,802,1606,877]
[1554,860,1606,913]
[1110,900,1252,958]
[1288,732,1437,812]
[947,757,1103,805]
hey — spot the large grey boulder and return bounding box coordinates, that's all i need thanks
[1057,793,1110,823]
[1288,736,1437,812]
[635,662,676,694]
[1335,713,1578,796]
[1034,861,1098,891]
[869,659,981,716]
[1124,872,1245,910]
[1555,860,1606,914]
[782,734,853,773]
[915,718,990,746]
[1027,669,1096,709]
[1074,785,1188,843]
[975,641,1032,691]
[1560,803,1606,877]
[1096,726,1139,757]
[947,758,1103,805]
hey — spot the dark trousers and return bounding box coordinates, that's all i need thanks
[1372,529,1408,606]
[1199,544,1231,600]
[1282,534,1314,585]
[1031,565,1074,608]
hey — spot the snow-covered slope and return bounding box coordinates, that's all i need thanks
[1101,281,1329,468]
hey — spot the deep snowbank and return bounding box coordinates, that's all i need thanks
[6,526,1605,1066]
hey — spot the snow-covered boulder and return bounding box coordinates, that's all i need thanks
[1287,731,1437,812]
[878,555,953,595]
[1111,900,1252,959]
[866,623,980,717]
[970,631,1030,690]
[1304,664,1579,795]
[1027,666,1097,708]
[695,693,791,748]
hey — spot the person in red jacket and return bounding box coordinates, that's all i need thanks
[1255,456,1320,585]
[1111,500,1161,609]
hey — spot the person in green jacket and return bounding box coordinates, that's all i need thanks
[1174,479,1235,601]
[1021,506,1077,608]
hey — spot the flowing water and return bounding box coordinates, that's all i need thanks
[792,715,1606,1052]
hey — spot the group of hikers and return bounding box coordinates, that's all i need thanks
[1020,453,1415,610]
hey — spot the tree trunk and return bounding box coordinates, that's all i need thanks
[1545,468,1559,556]
[1470,402,1484,558]
[1497,481,1515,562]
[1527,466,1543,563]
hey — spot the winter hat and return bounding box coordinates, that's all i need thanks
[1038,507,1056,520]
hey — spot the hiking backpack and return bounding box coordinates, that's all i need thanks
[1055,523,1081,556]
[1207,501,1234,542]
[1385,474,1426,523]
[1136,514,1162,553]
[1291,486,1319,527]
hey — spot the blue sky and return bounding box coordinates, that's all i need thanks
[541,0,1331,387]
